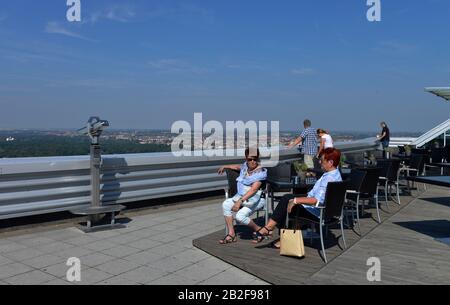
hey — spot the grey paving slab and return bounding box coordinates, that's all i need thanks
[171,248,211,264]
[22,254,66,269]
[3,270,57,285]
[78,252,117,268]
[13,236,56,247]
[101,245,142,258]
[0,262,34,280]
[3,248,47,261]
[198,269,264,285]
[42,278,73,285]
[64,235,99,246]
[105,232,146,245]
[0,255,13,267]
[166,238,196,250]
[118,266,170,284]
[96,275,141,285]
[150,255,196,274]
[41,261,89,279]
[170,263,225,283]
[53,247,94,260]
[148,273,196,285]
[39,229,83,241]
[121,227,166,238]
[33,242,75,254]
[85,230,122,240]
[83,240,118,252]
[95,258,142,276]
[122,250,167,266]
[148,244,185,257]
[0,242,27,254]
[74,268,114,285]
[127,238,163,251]
[147,232,183,243]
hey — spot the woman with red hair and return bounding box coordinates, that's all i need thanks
[254,148,342,247]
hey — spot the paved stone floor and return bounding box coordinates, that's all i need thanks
[1,186,448,285]
[0,198,267,285]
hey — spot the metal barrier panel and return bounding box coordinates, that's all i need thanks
[0,139,378,220]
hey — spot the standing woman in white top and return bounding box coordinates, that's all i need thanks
[317,129,334,158]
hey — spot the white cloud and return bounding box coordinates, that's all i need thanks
[45,22,94,41]
[291,68,316,75]
[87,5,136,24]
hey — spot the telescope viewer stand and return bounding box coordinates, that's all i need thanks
[70,204,126,233]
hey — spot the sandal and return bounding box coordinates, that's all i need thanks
[252,227,272,244]
[269,240,281,249]
[252,228,273,240]
[219,234,237,245]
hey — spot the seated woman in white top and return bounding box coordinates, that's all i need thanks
[317,129,334,158]
[217,147,267,245]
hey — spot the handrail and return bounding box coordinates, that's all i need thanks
[0,138,378,220]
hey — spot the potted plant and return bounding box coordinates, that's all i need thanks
[404,145,412,156]
[293,161,308,179]
[340,154,347,168]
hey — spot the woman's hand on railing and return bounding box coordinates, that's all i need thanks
[218,166,226,175]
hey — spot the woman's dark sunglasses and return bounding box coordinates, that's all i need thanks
[246,157,259,162]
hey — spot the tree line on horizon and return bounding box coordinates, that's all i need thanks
[0,135,171,158]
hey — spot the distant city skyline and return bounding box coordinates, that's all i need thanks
[0,1,449,132]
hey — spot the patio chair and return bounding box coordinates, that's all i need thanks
[266,162,294,213]
[424,148,446,176]
[288,181,348,264]
[399,154,426,193]
[345,170,366,233]
[346,168,382,234]
[378,159,402,205]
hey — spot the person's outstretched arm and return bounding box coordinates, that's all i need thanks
[218,164,241,175]
[288,137,303,149]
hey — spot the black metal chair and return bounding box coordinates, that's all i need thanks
[266,163,294,215]
[289,181,348,263]
[424,148,446,176]
[346,168,382,235]
[378,159,402,205]
[399,154,426,193]
[345,170,366,234]
[377,159,392,204]
[224,169,240,199]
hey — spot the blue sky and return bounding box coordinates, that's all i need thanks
[0,0,449,132]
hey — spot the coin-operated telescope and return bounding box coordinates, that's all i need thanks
[77,117,110,145]
[71,117,125,233]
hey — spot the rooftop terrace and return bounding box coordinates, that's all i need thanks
[0,135,449,285]
[0,183,448,285]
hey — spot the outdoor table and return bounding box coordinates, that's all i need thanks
[267,176,317,192]
[393,154,412,164]
[406,176,450,188]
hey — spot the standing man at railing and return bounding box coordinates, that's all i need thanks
[377,121,391,159]
[288,119,318,169]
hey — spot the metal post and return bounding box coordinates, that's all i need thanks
[71,117,125,231]
[91,143,102,208]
